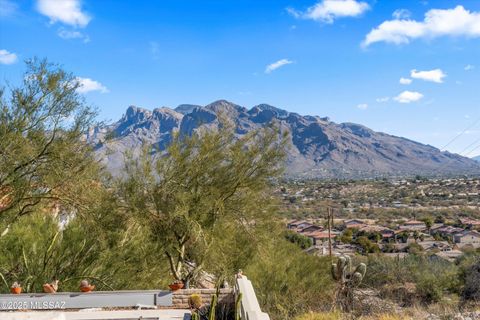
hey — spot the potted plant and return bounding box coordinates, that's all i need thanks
[79,279,95,293]
[43,280,59,293]
[168,280,184,291]
[10,282,22,294]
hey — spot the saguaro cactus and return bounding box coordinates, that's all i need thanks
[235,292,243,320]
[208,294,217,320]
[191,312,200,320]
[331,255,367,312]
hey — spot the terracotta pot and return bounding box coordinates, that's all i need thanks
[43,284,57,293]
[168,283,184,291]
[80,285,95,292]
[10,287,22,294]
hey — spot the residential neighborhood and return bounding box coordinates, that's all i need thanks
[286,216,480,261]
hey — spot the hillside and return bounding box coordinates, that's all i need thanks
[88,100,480,178]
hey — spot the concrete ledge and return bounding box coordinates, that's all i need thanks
[0,309,190,320]
[235,276,270,320]
[0,290,172,310]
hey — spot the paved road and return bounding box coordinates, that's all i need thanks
[0,309,191,320]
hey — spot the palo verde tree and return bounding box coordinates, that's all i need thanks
[120,121,287,287]
[0,59,100,236]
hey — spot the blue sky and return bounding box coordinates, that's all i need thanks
[1,0,480,157]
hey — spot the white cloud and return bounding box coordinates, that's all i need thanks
[288,0,369,24]
[265,59,293,74]
[464,64,475,71]
[37,0,91,28]
[410,68,446,83]
[0,0,17,16]
[0,49,17,64]
[150,41,160,60]
[357,103,368,110]
[394,91,424,103]
[76,77,108,94]
[363,5,480,47]
[392,9,411,20]
[399,77,412,85]
[376,97,390,103]
[57,28,90,42]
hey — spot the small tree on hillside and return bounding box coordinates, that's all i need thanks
[120,122,287,286]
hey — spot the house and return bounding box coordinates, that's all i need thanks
[305,244,357,257]
[357,224,395,239]
[460,218,480,230]
[418,240,453,252]
[399,220,427,231]
[432,226,464,238]
[453,230,480,248]
[298,224,323,234]
[332,244,358,257]
[307,230,340,246]
[287,220,311,230]
[343,219,365,229]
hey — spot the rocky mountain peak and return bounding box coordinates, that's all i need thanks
[204,100,247,116]
[175,104,202,115]
[124,105,152,122]
[95,100,480,178]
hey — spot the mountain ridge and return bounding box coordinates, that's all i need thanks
[89,100,480,178]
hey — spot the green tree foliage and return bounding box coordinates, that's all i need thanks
[285,230,313,249]
[0,59,99,235]
[339,228,353,244]
[0,60,173,293]
[119,122,287,286]
[356,236,380,254]
[421,217,433,230]
[406,243,423,254]
[0,192,173,293]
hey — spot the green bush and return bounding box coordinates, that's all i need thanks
[361,255,461,304]
[245,240,334,320]
[285,230,313,249]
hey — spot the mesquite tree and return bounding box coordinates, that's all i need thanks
[120,122,287,286]
[0,59,100,236]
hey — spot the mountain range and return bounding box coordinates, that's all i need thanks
[474,156,480,162]
[88,100,480,179]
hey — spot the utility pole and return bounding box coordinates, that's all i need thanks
[327,206,333,259]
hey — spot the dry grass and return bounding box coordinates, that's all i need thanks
[294,311,341,320]
[294,312,412,320]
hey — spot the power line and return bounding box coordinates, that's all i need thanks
[460,136,480,156]
[440,116,480,151]
[464,142,480,157]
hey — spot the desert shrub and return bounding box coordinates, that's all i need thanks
[415,273,443,303]
[406,243,423,254]
[285,230,313,249]
[340,229,353,244]
[246,240,334,320]
[361,255,460,305]
[357,236,380,253]
[461,257,480,302]
[295,311,341,320]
